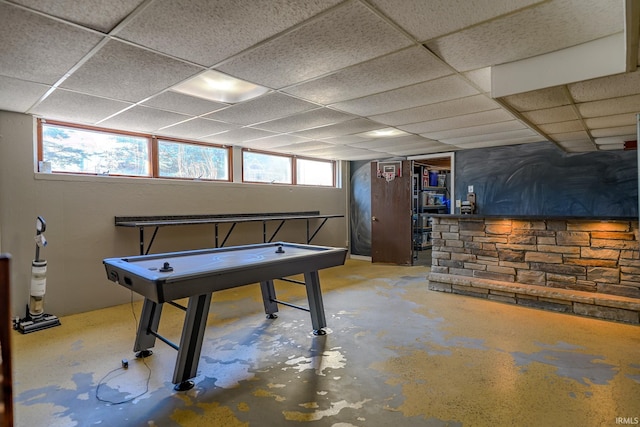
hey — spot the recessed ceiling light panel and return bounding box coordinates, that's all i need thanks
[171,70,270,103]
[357,127,410,138]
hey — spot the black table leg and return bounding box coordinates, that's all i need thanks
[172,293,212,391]
[260,280,279,319]
[133,298,163,357]
[304,270,327,335]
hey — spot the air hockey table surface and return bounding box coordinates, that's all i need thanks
[103,241,347,303]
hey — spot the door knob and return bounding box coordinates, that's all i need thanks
[372,216,377,221]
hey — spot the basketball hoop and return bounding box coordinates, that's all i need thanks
[383,171,395,182]
[376,160,401,182]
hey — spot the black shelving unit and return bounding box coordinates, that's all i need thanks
[412,168,449,253]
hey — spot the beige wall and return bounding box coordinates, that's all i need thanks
[0,111,349,317]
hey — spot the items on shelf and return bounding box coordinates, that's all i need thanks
[413,166,451,251]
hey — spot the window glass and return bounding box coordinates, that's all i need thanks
[296,158,334,186]
[158,140,229,180]
[41,123,150,176]
[243,151,292,184]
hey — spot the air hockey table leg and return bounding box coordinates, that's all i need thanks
[260,279,279,319]
[133,298,163,357]
[172,293,212,391]
[304,270,327,335]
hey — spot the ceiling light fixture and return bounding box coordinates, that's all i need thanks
[171,70,270,103]
[357,128,409,138]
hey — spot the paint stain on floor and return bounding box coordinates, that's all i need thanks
[11,260,640,426]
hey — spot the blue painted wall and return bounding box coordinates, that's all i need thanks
[455,142,638,217]
[350,160,371,256]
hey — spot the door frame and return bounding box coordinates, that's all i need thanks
[408,152,456,214]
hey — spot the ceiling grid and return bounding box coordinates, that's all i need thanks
[1,0,638,160]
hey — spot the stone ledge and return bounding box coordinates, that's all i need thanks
[428,272,640,324]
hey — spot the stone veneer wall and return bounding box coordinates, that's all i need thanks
[428,216,640,324]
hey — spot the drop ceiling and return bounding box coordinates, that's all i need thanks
[1,0,639,161]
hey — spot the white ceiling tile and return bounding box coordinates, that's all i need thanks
[369,0,542,41]
[283,46,452,104]
[522,106,578,125]
[0,3,104,85]
[378,134,441,145]
[296,145,382,160]
[441,128,536,145]
[577,94,640,118]
[0,76,49,112]
[584,113,637,129]
[251,108,355,133]
[335,152,383,161]
[348,139,404,150]
[142,92,227,116]
[331,75,479,116]
[450,136,542,149]
[425,0,623,72]
[243,134,312,148]
[116,0,342,66]
[386,144,454,156]
[349,135,439,150]
[463,68,492,93]
[500,86,572,111]
[202,127,277,144]
[30,89,133,125]
[274,141,335,153]
[216,1,412,88]
[158,118,234,139]
[590,125,638,138]
[204,93,319,126]
[370,94,499,126]
[373,142,448,154]
[568,69,640,102]
[61,40,203,103]
[557,140,597,152]
[401,109,514,134]
[292,118,384,139]
[323,135,376,145]
[11,0,145,33]
[538,120,584,134]
[366,141,422,152]
[420,120,527,140]
[548,130,590,142]
[99,105,190,132]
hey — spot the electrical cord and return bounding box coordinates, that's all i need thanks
[95,292,152,404]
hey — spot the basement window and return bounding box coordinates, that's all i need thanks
[157,138,229,180]
[296,158,334,186]
[242,150,292,184]
[241,149,335,186]
[37,119,231,181]
[40,121,150,176]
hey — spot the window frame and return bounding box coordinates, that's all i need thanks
[295,156,336,187]
[155,136,232,181]
[241,148,336,187]
[37,119,232,182]
[38,119,153,178]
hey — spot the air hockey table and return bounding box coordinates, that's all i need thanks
[103,241,347,391]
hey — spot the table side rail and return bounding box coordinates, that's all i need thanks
[103,248,347,303]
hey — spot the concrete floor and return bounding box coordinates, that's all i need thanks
[10,259,640,426]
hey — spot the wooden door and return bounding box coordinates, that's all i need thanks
[370,161,412,265]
